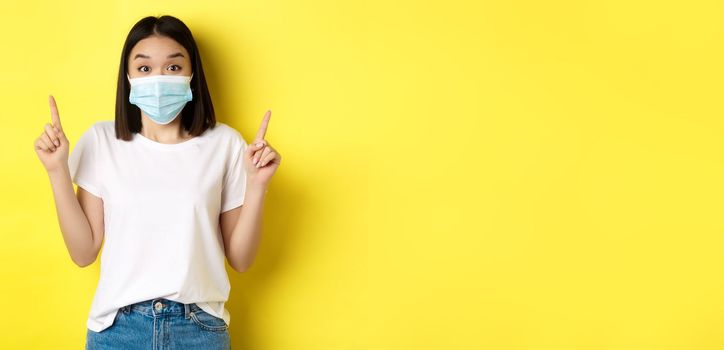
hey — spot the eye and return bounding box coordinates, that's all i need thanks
[167,64,181,71]
[138,66,150,72]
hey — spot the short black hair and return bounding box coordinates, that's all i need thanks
[114,15,216,141]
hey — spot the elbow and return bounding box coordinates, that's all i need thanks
[74,260,92,268]
[74,240,102,268]
[226,250,254,273]
[231,260,252,273]
[72,254,96,268]
[232,263,249,273]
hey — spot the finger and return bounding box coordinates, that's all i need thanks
[245,140,266,158]
[35,138,51,152]
[252,147,264,166]
[49,94,63,132]
[256,146,273,167]
[254,110,271,141]
[249,141,267,163]
[259,151,278,167]
[56,126,66,141]
[253,143,271,166]
[40,132,56,151]
[44,123,61,147]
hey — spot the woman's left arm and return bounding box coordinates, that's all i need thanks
[220,110,281,272]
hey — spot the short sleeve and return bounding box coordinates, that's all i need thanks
[68,123,102,198]
[220,132,247,213]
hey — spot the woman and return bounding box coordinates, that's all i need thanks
[33,15,281,349]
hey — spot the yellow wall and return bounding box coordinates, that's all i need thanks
[2,0,724,348]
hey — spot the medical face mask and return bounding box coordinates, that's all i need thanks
[127,74,193,125]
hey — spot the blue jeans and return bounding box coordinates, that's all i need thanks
[85,298,231,349]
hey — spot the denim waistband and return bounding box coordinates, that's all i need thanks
[121,298,203,319]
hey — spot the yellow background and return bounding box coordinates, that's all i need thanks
[2,0,724,349]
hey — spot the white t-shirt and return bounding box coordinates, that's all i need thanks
[68,120,248,332]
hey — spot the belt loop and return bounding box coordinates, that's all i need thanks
[184,303,190,319]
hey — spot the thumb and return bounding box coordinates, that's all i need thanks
[53,124,69,144]
[245,141,266,157]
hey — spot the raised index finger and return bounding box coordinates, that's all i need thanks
[254,110,271,141]
[48,95,63,132]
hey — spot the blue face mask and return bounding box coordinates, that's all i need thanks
[127,74,193,125]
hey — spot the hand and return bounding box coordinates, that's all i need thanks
[244,110,281,187]
[34,95,70,173]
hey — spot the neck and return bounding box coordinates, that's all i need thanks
[139,113,191,144]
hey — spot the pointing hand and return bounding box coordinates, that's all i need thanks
[34,95,70,173]
[244,110,281,187]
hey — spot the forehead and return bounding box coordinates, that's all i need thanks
[129,35,189,59]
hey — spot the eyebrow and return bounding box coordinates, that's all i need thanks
[133,52,185,60]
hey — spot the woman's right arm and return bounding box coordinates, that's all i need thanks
[47,166,104,267]
[35,95,104,267]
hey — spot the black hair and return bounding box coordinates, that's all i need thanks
[115,15,216,140]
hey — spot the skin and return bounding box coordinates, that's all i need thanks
[34,35,281,272]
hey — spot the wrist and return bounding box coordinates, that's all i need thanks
[47,164,69,179]
[246,177,269,193]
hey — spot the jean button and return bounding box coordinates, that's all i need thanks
[154,302,163,311]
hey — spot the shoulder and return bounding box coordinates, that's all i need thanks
[210,121,247,146]
[87,120,115,140]
[73,120,111,146]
